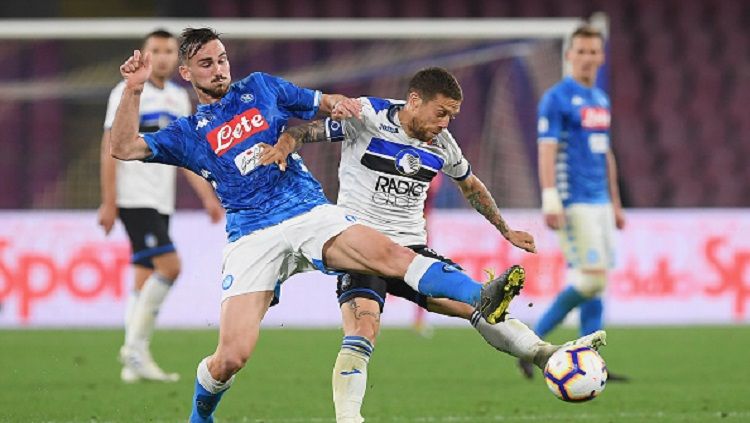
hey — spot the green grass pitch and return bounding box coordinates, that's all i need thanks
[1,326,748,422]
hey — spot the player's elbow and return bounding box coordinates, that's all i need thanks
[109,137,136,160]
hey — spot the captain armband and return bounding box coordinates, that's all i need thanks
[325,118,346,142]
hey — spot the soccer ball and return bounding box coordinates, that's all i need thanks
[544,346,607,402]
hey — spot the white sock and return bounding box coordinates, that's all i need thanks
[403,255,439,291]
[332,337,372,423]
[123,289,139,344]
[470,311,546,362]
[125,273,172,350]
[197,357,235,394]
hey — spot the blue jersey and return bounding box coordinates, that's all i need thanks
[142,72,328,241]
[537,76,611,206]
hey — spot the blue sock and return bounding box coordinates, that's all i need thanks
[190,378,228,423]
[534,286,587,338]
[579,297,603,336]
[416,260,481,305]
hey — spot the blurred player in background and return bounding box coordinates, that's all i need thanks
[273,67,606,423]
[110,29,522,423]
[98,29,223,383]
[519,26,626,380]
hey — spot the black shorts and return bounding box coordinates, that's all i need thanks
[118,207,175,268]
[336,245,462,312]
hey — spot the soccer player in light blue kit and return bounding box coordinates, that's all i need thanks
[519,26,627,380]
[109,28,525,422]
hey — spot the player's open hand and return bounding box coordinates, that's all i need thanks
[97,203,117,235]
[120,50,152,90]
[332,98,361,120]
[505,230,537,253]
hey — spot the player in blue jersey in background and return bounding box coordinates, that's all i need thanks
[109,28,526,423]
[519,26,627,381]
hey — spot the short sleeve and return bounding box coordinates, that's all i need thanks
[103,83,125,129]
[537,90,562,143]
[439,131,472,181]
[141,119,190,167]
[259,73,320,120]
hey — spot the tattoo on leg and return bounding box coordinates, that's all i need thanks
[347,299,381,322]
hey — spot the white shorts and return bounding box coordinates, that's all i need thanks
[558,203,615,271]
[220,204,358,302]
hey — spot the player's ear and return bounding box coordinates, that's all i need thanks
[178,64,191,82]
[407,91,423,109]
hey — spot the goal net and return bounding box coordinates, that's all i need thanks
[0,18,585,210]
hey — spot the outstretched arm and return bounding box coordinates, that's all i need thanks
[259,120,329,170]
[260,97,360,170]
[456,175,536,253]
[320,94,360,119]
[110,50,153,161]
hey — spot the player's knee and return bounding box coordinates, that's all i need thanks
[156,255,181,281]
[376,243,415,277]
[214,349,250,377]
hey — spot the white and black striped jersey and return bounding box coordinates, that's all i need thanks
[104,80,191,215]
[329,97,472,246]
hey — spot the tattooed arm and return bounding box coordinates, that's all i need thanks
[259,120,327,171]
[456,175,537,253]
[283,120,328,152]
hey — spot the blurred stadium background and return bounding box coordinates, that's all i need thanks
[0,0,749,422]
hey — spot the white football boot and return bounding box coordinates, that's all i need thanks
[119,346,180,383]
[521,330,608,378]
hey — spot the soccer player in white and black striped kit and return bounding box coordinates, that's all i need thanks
[98,30,222,383]
[276,68,608,422]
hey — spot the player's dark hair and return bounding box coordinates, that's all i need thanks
[141,29,175,49]
[144,29,174,42]
[407,67,463,102]
[570,25,604,43]
[179,27,221,62]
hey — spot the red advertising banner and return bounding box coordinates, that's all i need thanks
[0,210,747,327]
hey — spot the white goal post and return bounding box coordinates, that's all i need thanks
[0,18,587,40]
[0,17,606,209]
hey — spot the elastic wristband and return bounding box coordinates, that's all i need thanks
[542,188,563,214]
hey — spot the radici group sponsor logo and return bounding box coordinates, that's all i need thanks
[206,108,269,156]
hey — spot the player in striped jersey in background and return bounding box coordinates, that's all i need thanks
[98,29,223,383]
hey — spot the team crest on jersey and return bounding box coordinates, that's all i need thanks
[580,107,611,130]
[207,108,270,156]
[222,275,234,290]
[241,93,255,103]
[394,149,422,176]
